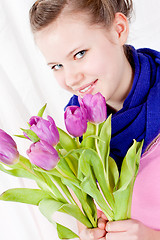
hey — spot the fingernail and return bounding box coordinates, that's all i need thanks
[106,222,110,232]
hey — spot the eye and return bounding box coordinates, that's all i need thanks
[51,64,63,71]
[74,50,86,60]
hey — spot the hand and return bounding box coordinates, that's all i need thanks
[79,211,108,240]
[106,219,160,240]
[79,227,106,240]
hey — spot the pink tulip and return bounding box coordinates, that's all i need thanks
[78,93,107,124]
[27,140,60,170]
[0,129,19,165]
[28,115,59,146]
[64,106,87,137]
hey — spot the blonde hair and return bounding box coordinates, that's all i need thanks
[29,0,133,33]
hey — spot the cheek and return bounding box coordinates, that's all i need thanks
[53,73,72,92]
[53,73,65,88]
[83,55,107,76]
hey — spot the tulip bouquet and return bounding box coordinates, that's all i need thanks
[0,93,143,239]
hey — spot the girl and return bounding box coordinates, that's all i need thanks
[29,0,160,239]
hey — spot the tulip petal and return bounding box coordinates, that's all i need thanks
[27,141,60,170]
[64,106,87,137]
[28,116,59,146]
[78,93,107,124]
[0,129,19,165]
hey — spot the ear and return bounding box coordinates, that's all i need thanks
[113,12,129,45]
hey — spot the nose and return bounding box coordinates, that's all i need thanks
[64,67,85,89]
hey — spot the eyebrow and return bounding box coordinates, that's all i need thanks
[67,47,80,58]
[47,46,82,65]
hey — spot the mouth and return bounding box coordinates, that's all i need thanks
[78,79,98,95]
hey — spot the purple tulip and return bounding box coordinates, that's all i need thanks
[64,106,87,137]
[27,140,60,170]
[28,115,59,146]
[78,93,107,124]
[0,129,19,165]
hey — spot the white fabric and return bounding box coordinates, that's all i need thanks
[0,0,160,239]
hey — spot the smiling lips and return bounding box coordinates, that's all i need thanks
[78,79,98,95]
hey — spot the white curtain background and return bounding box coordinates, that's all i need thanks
[0,0,160,239]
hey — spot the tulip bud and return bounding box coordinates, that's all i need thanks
[64,106,87,137]
[0,129,19,165]
[28,115,59,146]
[27,140,60,170]
[78,93,107,124]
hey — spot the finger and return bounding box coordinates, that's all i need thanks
[106,219,134,232]
[98,217,107,230]
[106,231,128,240]
[92,228,106,239]
[100,212,108,221]
[98,211,108,221]
[97,209,103,218]
[79,228,106,240]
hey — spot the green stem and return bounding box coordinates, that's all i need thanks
[19,161,37,177]
[50,175,76,205]
[56,166,73,179]
[76,137,80,148]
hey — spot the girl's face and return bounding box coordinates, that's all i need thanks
[35,12,132,110]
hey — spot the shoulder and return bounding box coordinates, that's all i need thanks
[143,133,160,156]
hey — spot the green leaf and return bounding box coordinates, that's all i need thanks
[57,128,78,151]
[56,158,80,187]
[113,185,131,220]
[57,223,78,239]
[79,149,115,210]
[20,128,40,143]
[81,122,96,149]
[61,203,93,227]
[98,114,112,170]
[4,155,32,170]
[14,134,28,139]
[39,198,93,228]
[0,188,51,205]
[37,103,47,117]
[81,173,113,221]
[86,194,98,224]
[61,178,97,227]
[0,155,47,185]
[34,166,62,178]
[39,199,79,239]
[108,156,119,191]
[50,175,76,204]
[37,172,68,203]
[117,140,143,192]
[113,140,143,220]
[64,155,78,176]
[78,150,114,220]
[0,163,37,180]
[18,155,33,169]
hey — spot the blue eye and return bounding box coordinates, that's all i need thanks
[51,64,63,71]
[74,50,86,60]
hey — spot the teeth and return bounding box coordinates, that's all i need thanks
[80,84,92,93]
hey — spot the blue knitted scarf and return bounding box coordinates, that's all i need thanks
[65,46,160,169]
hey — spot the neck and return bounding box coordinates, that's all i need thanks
[107,54,134,112]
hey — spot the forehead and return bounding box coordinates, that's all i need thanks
[34,12,109,62]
